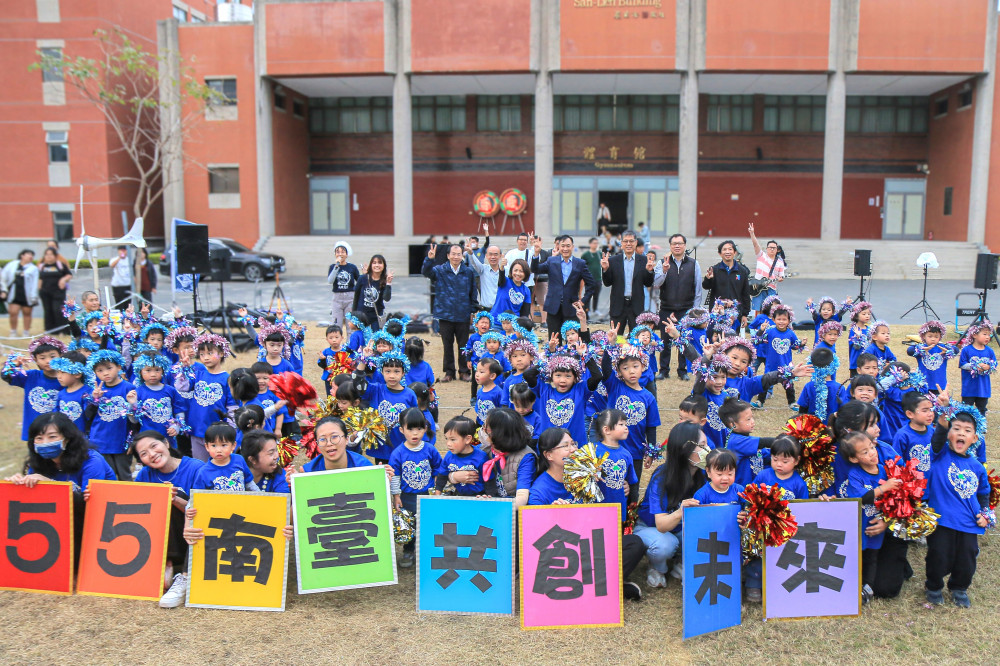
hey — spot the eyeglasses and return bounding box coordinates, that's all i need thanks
[553,441,577,451]
[317,434,345,445]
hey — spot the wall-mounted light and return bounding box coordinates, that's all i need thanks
[353,193,359,211]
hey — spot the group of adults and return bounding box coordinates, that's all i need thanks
[325,222,786,382]
[0,240,158,338]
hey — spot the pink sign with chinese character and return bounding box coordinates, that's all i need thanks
[519,503,623,630]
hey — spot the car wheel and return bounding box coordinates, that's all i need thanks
[243,263,264,281]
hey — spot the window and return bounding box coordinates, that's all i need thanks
[172,6,187,21]
[412,96,466,131]
[52,212,73,241]
[477,95,521,131]
[274,86,286,111]
[553,95,679,132]
[292,99,305,119]
[309,97,392,133]
[845,96,928,133]
[943,187,953,216]
[39,47,63,82]
[191,13,204,23]
[934,96,948,117]
[46,131,68,163]
[763,95,825,132]
[706,95,754,132]
[209,166,239,194]
[958,87,973,110]
[206,78,237,105]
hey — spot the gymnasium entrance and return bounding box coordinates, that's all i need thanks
[553,176,679,239]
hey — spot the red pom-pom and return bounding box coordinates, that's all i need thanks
[783,414,836,495]
[327,351,355,377]
[739,483,799,554]
[875,456,927,521]
[988,469,1000,510]
[268,372,317,413]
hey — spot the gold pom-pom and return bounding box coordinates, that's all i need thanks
[343,406,388,454]
[563,443,608,503]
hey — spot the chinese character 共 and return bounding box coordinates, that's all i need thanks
[431,523,497,592]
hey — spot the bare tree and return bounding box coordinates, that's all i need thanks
[32,28,223,222]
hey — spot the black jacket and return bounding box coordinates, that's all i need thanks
[702,261,751,318]
[602,253,654,319]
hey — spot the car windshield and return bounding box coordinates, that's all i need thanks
[219,239,251,253]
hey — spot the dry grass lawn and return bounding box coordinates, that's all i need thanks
[0,321,997,665]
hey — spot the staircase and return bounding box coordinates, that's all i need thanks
[258,235,985,281]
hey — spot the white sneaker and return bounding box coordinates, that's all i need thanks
[159,573,188,608]
[669,561,684,580]
[646,567,667,588]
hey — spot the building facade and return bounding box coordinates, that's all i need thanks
[4,0,1000,262]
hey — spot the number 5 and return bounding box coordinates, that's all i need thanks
[97,502,152,578]
[6,501,60,574]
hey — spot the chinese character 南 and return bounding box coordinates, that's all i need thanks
[431,523,497,592]
[775,522,847,593]
[609,146,620,160]
[307,492,380,569]
[203,513,276,584]
[633,146,646,160]
[532,525,608,600]
[583,146,596,160]
[693,531,733,605]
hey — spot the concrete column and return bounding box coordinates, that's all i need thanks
[157,19,184,239]
[254,6,275,239]
[533,0,555,237]
[676,0,702,239]
[820,70,846,242]
[967,1,998,245]
[392,0,413,237]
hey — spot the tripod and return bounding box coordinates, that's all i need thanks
[900,264,939,321]
[267,273,291,314]
[969,289,1000,348]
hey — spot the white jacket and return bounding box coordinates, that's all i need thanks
[1,261,39,304]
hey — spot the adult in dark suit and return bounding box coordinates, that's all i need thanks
[530,234,596,337]
[601,230,656,335]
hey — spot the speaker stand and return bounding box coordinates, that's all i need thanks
[267,273,291,314]
[900,265,939,321]
[970,289,1000,348]
[856,275,867,304]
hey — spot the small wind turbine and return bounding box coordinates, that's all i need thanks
[75,185,147,295]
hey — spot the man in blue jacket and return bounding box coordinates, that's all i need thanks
[530,234,596,337]
[422,244,477,382]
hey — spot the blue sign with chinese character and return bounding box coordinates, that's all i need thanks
[416,496,515,615]
[682,504,742,639]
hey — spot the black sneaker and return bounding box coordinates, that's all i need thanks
[400,550,415,568]
[861,584,874,605]
[925,587,944,605]
[623,581,642,601]
[677,373,689,381]
[952,589,971,608]
[655,372,669,381]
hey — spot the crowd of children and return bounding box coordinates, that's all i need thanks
[2,285,996,615]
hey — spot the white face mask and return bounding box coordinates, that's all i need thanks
[691,445,709,470]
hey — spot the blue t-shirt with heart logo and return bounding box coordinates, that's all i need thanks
[362,381,418,460]
[764,327,801,372]
[595,442,639,521]
[603,373,661,462]
[533,380,591,447]
[193,454,256,492]
[187,364,234,438]
[89,379,137,454]
[5,369,61,441]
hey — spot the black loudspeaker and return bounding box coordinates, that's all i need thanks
[209,248,232,282]
[853,249,872,277]
[974,253,999,290]
[175,224,210,275]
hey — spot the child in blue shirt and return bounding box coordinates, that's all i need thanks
[403,337,435,395]
[754,304,806,408]
[180,333,236,463]
[806,296,851,345]
[356,351,418,464]
[749,297,778,375]
[923,392,993,608]
[86,350,137,481]
[250,362,289,436]
[318,324,349,396]
[474,358,503,425]
[838,430,901,604]
[797,347,849,424]
[704,336,811,404]
[877,361,922,443]
[190,422,258,491]
[815,320,843,380]
[524,346,602,450]
[2,335,64,441]
[958,321,995,417]
[130,351,188,444]
[52,351,93,433]
[717,397,772,486]
[407,381,437,446]
[436,416,487,496]
[508,383,541,440]
[499,338,537,408]
[906,320,955,394]
[345,311,370,353]
[592,408,639,522]
[463,311,495,373]
[893,391,935,470]
[848,301,874,376]
[863,320,896,368]
[692,448,744,505]
[389,408,444,567]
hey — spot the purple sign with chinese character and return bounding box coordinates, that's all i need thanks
[764,499,861,620]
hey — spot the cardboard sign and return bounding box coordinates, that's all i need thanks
[682,504,742,639]
[291,466,396,594]
[764,499,861,620]
[77,480,171,600]
[0,481,74,595]
[416,496,515,615]
[186,490,290,611]
[519,503,622,630]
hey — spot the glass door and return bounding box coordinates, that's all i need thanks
[551,177,596,237]
[310,176,350,234]
[882,179,925,239]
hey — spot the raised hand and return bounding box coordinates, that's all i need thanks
[482,222,489,236]
[705,266,714,280]
[427,245,436,259]
[92,380,105,400]
[532,235,543,252]
[748,221,755,236]
[126,390,138,406]
[237,306,248,318]
[600,250,610,271]
[646,254,656,271]
[386,270,394,285]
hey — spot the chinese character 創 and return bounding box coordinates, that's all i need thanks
[531,524,608,600]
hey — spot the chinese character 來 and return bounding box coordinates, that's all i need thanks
[306,492,380,569]
[203,513,276,584]
[431,523,497,592]
[531,525,608,600]
[775,522,847,593]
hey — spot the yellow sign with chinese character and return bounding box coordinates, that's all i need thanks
[186,490,290,612]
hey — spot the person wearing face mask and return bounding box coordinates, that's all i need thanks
[633,421,708,588]
[6,412,115,493]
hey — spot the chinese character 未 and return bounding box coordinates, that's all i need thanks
[775,521,847,593]
[307,492,380,569]
[532,524,607,600]
[431,523,497,592]
[693,531,733,605]
[203,513,276,584]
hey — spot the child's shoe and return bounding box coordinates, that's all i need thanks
[861,584,874,605]
[951,590,971,608]
[646,567,667,588]
[745,587,762,603]
[925,587,944,605]
[400,550,415,568]
[159,573,188,608]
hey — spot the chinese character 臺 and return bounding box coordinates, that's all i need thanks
[203,513,276,584]
[307,492,380,569]
[775,521,847,593]
[431,523,497,592]
[531,524,607,600]
[693,531,733,605]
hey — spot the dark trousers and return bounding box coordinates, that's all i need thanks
[962,396,988,416]
[111,285,131,309]
[925,525,979,592]
[862,548,878,588]
[399,491,427,554]
[610,301,638,336]
[756,384,796,406]
[545,311,571,340]
[627,461,644,505]
[658,309,689,374]
[166,506,190,567]
[38,290,67,333]
[622,533,647,581]
[589,282,602,312]
[439,318,470,379]
[873,534,910,599]
[103,452,132,481]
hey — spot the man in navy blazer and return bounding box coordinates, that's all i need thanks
[530,234,596,337]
